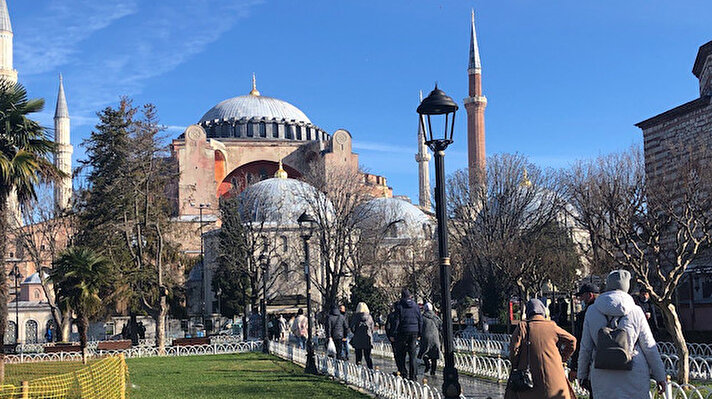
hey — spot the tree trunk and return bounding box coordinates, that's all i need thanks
[156,296,167,354]
[659,302,689,384]
[78,312,89,365]
[60,310,72,342]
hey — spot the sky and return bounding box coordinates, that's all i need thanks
[10,0,712,202]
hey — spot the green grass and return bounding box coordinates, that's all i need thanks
[4,359,100,386]
[127,352,369,399]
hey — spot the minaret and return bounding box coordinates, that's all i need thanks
[0,0,16,83]
[464,9,487,186]
[415,90,432,210]
[1,0,19,227]
[54,74,72,211]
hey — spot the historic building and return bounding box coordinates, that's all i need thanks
[636,40,712,331]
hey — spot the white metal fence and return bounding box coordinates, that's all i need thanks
[270,341,445,399]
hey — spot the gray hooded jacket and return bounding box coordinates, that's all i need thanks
[578,290,666,399]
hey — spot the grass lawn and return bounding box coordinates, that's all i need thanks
[127,352,369,399]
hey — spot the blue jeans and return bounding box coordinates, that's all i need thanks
[297,336,306,349]
[341,338,349,360]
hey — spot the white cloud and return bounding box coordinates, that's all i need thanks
[15,1,262,121]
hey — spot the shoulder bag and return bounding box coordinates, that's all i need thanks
[509,321,534,391]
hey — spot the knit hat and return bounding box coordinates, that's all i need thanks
[606,269,631,293]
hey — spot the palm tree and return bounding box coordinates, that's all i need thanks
[0,80,64,377]
[51,247,110,364]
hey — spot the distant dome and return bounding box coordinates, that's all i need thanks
[240,178,328,225]
[22,272,47,285]
[356,197,433,239]
[199,95,311,125]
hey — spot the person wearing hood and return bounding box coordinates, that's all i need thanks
[577,270,666,399]
[350,302,375,369]
[393,288,422,380]
[418,303,442,375]
[326,304,349,360]
[504,298,577,399]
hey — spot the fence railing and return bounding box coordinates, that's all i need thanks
[4,341,262,364]
[270,341,445,399]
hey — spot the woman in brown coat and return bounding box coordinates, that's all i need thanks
[504,298,577,399]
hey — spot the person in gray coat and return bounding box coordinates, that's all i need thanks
[417,303,442,375]
[350,302,375,369]
[578,270,666,399]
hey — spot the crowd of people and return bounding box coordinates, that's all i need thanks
[504,269,666,399]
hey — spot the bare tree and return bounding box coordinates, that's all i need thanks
[299,164,372,309]
[561,146,712,383]
[16,185,73,341]
[448,154,572,307]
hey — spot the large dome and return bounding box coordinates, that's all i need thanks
[199,95,311,125]
[356,197,433,239]
[239,177,328,225]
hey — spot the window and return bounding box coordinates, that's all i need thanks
[33,289,41,300]
[5,321,16,344]
[272,123,279,138]
[259,122,267,138]
[26,320,38,344]
[296,126,302,140]
[280,236,288,252]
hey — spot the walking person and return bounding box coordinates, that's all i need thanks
[291,308,308,349]
[393,289,422,380]
[350,302,375,369]
[385,302,400,372]
[568,282,599,390]
[577,270,666,399]
[278,314,289,342]
[634,287,659,338]
[326,305,349,360]
[418,303,442,376]
[339,304,350,360]
[504,298,577,399]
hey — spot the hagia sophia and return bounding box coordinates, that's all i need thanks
[4,0,488,341]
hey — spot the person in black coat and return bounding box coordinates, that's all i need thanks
[393,289,422,380]
[326,305,349,359]
[568,282,599,390]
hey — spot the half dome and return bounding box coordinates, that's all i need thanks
[356,197,433,239]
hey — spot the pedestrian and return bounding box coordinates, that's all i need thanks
[45,324,53,343]
[577,270,666,399]
[418,303,442,376]
[326,304,349,360]
[350,302,375,369]
[393,288,422,380]
[634,287,659,337]
[291,308,308,349]
[339,304,350,360]
[137,321,146,340]
[385,302,400,372]
[504,298,577,399]
[278,314,289,342]
[568,282,600,389]
[557,298,569,327]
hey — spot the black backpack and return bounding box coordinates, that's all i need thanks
[594,315,633,370]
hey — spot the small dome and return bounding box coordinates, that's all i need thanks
[21,272,46,285]
[199,95,311,125]
[356,197,433,239]
[240,178,327,225]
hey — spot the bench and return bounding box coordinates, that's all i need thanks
[172,337,211,346]
[97,340,132,351]
[44,343,82,353]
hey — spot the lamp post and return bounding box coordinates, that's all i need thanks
[191,202,211,329]
[417,84,461,398]
[10,263,22,345]
[298,211,318,374]
[259,241,270,354]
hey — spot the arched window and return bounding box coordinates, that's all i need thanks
[5,321,16,344]
[272,123,279,138]
[259,122,267,138]
[280,236,288,252]
[25,320,38,344]
[247,123,254,137]
[296,126,302,140]
[33,289,41,300]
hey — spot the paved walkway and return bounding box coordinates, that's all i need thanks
[331,347,506,399]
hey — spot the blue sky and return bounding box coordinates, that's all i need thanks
[11,1,712,202]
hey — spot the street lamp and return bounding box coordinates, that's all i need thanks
[9,263,22,345]
[191,202,211,329]
[259,240,270,354]
[297,211,318,374]
[417,84,461,398]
